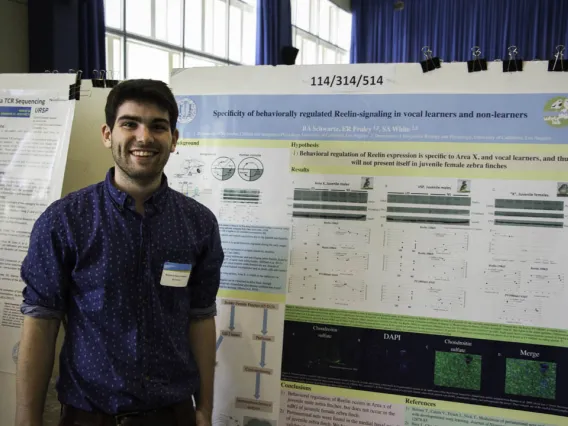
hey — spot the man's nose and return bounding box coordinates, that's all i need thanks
[135,125,153,142]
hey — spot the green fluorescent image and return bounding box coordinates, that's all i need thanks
[505,358,557,400]
[434,352,482,391]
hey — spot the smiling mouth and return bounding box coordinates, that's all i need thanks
[130,150,158,158]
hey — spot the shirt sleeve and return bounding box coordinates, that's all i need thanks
[188,218,224,319]
[20,204,72,320]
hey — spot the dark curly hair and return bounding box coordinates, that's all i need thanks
[104,79,179,133]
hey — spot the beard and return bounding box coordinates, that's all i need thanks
[111,138,172,185]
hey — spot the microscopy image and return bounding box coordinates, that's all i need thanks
[505,359,557,400]
[434,352,482,391]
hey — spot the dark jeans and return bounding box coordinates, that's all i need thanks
[58,401,197,426]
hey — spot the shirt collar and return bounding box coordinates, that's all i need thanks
[104,167,170,213]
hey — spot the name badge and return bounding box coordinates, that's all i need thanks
[160,262,191,287]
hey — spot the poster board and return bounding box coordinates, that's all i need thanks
[167,61,568,426]
[1,61,567,426]
[0,72,77,426]
[60,79,115,195]
[0,75,114,426]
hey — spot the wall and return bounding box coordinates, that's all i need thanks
[0,0,29,73]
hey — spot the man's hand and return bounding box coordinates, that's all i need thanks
[189,317,216,424]
[195,408,212,426]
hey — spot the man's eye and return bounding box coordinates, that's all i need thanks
[122,122,137,128]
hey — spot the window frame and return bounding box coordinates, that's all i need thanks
[104,0,256,80]
[290,0,351,65]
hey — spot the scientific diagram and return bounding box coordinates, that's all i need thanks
[214,299,283,426]
[179,158,205,176]
[213,414,240,426]
[434,351,482,391]
[505,358,557,400]
[179,182,200,198]
[238,157,264,182]
[212,157,237,181]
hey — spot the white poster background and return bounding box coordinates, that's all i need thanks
[170,62,568,426]
[0,77,76,374]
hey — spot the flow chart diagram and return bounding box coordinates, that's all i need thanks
[214,298,283,426]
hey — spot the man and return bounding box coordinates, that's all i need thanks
[15,79,223,426]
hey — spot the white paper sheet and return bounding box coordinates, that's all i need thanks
[0,80,75,374]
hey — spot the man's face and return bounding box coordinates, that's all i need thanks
[102,100,178,184]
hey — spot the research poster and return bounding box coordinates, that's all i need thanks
[168,64,568,426]
[0,77,75,374]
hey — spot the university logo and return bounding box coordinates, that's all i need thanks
[543,97,568,128]
[12,341,20,364]
[178,98,197,124]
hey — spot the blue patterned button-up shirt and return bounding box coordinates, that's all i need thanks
[20,167,224,414]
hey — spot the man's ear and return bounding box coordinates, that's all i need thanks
[171,129,179,153]
[102,124,112,149]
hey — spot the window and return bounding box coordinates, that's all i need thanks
[291,0,352,65]
[104,0,257,82]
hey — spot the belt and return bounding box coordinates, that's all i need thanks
[60,400,196,426]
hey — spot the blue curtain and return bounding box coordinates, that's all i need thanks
[29,0,106,78]
[351,0,568,63]
[256,0,293,65]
